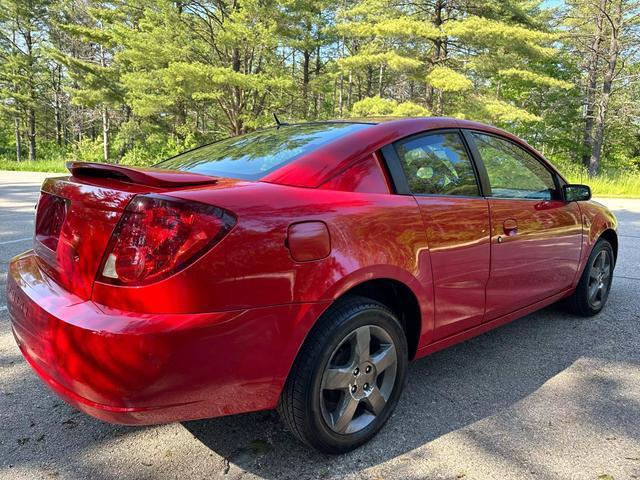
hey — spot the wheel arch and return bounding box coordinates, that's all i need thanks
[340,278,422,360]
[304,270,426,363]
[598,228,618,264]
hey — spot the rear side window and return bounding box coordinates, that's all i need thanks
[395,132,480,196]
[471,132,557,200]
[156,123,371,180]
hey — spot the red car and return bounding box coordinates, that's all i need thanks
[7,117,617,453]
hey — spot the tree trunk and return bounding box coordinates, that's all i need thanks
[426,84,434,110]
[338,38,345,118]
[435,39,447,115]
[429,0,445,114]
[102,107,110,162]
[582,0,606,167]
[116,105,132,163]
[589,0,622,177]
[54,91,62,146]
[314,44,321,118]
[25,28,36,161]
[378,63,384,97]
[54,66,63,146]
[302,49,310,118]
[14,118,22,162]
[98,46,110,161]
[347,71,353,110]
[231,47,243,134]
[75,107,83,143]
[27,108,36,161]
[338,71,344,116]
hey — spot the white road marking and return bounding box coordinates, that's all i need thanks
[0,305,7,312]
[0,237,31,246]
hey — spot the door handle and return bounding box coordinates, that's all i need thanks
[503,218,518,236]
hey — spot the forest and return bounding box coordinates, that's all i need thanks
[0,0,639,196]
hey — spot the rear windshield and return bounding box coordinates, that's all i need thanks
[156,122,372,180]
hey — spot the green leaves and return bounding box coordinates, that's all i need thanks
[339,52,422,72]
[351,97,430,117]
[1,0,636,174]
[498,68,574,90]
[477,96,542,123]
[445,16,557,57]
[351,96,397,116]
[337,18,441,40]
[426,67,472,92]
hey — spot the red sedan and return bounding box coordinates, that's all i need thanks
[7,117,617,453]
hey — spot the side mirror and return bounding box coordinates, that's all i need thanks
[563,184,591,202]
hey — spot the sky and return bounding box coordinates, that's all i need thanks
[541,0,564,7]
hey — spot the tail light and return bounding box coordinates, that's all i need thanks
[98,194,235,286]
[35,193,68,251]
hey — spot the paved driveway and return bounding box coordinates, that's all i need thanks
[1,171,639,480]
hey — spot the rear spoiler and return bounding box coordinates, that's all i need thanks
[66,161,218,188]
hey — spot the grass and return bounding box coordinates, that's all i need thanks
[565,170,640,198]
[0,158,67,173]
[1,157,639,198]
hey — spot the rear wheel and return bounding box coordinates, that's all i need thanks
[566,238,614,316]
[278,296,408,453]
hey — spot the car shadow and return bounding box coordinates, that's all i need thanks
[2,198,637,478]
[1,275,637,479]
[182,287,640,479]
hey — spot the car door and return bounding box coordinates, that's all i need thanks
[464,130,583,320]
[382,130,491,340]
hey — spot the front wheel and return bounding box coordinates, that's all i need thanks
[278,296,408,453]
[566,238,615,316]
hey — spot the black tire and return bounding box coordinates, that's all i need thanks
[566,238,615,316]
[278,295,408,454]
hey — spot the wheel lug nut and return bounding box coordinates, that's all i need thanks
[363,383,369,390]
[353,368,359,376]
[365,366,371,373]
[351,385,357,393]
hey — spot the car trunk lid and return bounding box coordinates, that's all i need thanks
[33,163,220,300]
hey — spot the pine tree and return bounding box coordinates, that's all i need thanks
[335,0,570,129]
[0,0,639,176]
[50,2,125,162]
[0,0,50,161]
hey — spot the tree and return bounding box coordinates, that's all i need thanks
[335,0,569,130]
[0,0,50,161]
[565,0,640,176]
[50,2,125,162]
[0,0,638,178]
[589,0,628,176]
[279,0,335,119]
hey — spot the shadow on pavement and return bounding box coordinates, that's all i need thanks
[1,200,638,479]
[183,292,640,479]
[2,275,638,479]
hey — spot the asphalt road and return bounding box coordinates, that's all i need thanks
[1,170,639,480]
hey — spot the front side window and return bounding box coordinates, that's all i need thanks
[395,132,479,196]
[471,132,557,200]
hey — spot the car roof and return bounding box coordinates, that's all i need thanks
[262,117,560,188]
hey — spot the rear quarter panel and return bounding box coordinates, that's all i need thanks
[91,182,434,338]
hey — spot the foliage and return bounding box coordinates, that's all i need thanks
[426,67,472,93]
[0,0,638,196]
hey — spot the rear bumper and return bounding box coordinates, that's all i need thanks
[7,251,329,425]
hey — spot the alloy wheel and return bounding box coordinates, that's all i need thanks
[320,324,398,435]
[588,249,612,309]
